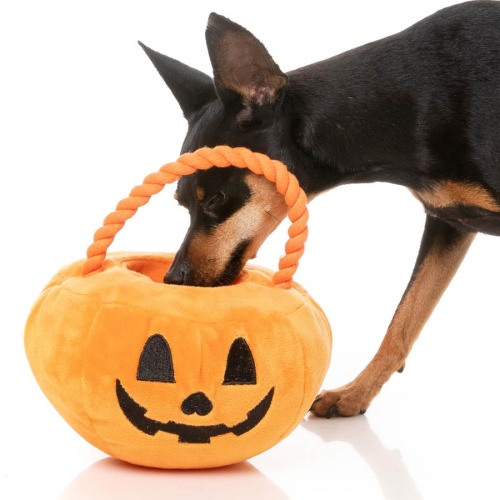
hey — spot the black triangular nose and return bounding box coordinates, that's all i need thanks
[181,392,213,416]
[164,256,191,285]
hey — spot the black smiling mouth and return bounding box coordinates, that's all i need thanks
[116,379,274,444]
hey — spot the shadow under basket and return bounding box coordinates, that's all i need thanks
[24,146,332,469]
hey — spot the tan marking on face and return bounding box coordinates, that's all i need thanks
[410,180,500,212]
[188,173,288,283]
[196,187,205,202]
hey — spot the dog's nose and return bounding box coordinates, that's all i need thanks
[164,260,190,285]
[181,392,213,416]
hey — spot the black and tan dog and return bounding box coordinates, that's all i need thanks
[139,1,500,418]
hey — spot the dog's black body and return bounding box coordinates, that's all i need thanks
[140,1,500,417]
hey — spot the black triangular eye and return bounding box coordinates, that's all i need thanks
[223,338,256,385]
[137,334,175,383]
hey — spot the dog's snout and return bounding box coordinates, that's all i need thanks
[164,259,191,285]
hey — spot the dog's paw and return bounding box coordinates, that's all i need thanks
[310,384,370,418]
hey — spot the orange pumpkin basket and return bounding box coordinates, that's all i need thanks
[24,146,332,469]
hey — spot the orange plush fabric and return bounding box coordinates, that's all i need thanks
[24,147,332,469]
[25,252,331,469]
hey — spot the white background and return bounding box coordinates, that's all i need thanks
[2,1,500,498]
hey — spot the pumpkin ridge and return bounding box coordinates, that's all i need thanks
[79,304,114,457]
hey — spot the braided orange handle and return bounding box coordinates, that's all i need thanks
[83,146,308,289]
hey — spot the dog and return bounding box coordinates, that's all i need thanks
[138,0,500,418]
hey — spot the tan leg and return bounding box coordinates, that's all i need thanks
[311,216,476,418]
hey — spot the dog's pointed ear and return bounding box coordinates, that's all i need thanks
[205,13,288,110]
[138,41,216,120]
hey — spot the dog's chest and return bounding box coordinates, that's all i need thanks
[410,182,500,235]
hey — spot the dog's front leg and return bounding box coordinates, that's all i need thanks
[311,215,475,418]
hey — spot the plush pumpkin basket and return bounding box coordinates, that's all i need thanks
[25,146,332,469]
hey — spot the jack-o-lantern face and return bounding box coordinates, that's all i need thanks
[116,335,274,444]
[25,253,332,469]
[80,300,316,469]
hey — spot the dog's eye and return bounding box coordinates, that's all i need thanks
[204,192,226,212]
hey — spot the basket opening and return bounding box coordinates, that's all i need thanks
[122,256,258,288]
[124,258,168,284]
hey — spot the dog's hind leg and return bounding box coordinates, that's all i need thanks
[310,215,475,418]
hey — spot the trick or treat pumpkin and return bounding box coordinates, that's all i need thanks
[24,146,332,469]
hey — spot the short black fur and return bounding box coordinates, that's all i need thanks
[140,1,500,215]
[139,1,500,417]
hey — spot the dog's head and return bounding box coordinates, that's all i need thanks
[140,13,297,286]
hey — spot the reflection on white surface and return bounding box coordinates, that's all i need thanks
[301,416,423,500]
[59,417,423,500]
[62,459,289,500]
[57,416,424,500]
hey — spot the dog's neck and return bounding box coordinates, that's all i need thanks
[283,35,428,197]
